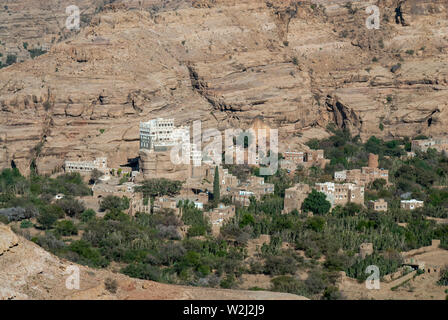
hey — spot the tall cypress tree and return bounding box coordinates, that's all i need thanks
[213,166,220,205]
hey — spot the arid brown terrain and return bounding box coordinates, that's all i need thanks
[0,0,447,176]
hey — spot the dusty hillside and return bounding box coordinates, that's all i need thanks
[0,224,307,300]
[0,0,448,175]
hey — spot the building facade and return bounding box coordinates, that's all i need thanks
[153,197,180,215]
[315,182,364,208]
[281,149,329,170]
[206,204,236,236]
[64,157,108,173]
[411,138,448,153]
[283,183,311,214]
[368,199,388,212]
[139,118,190,150]
[231,189,256,206]
[334,153,388,186]
[400,199,424,210]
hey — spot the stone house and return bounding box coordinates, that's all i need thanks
[152,197,180,215]
[368,199,388,212]
[334,154,388,186]
[400,199,424,210]
[231,189,256,207]
[282,183,311,214]
[206,204,236,236]
[360,243,374,259]
[315,182,364,208]
[65,157,108,174]
[281,149,329,170]
[411,137,448,153]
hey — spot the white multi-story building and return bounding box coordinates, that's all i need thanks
[400,199,424,210]
[140,118,175,150]
[140,118,191,150]
[140,118,205,166]
[334,171,347,181]
[315,182,364,207]
[65,157,108,173]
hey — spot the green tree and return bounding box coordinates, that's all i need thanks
[55,220,78,236]
[213,166,220,205]
[81,209,96,222]
[301,189,331,215]
[104,209,130,222]
[5,54,17,66]
[56,198,86,217]
[89,169,103,184]
[37,208,59,229]
[135,178,182,198]
[438,265,448,286]
[99,195,129,212]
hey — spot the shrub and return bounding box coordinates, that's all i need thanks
[390,63,401,73]
[271,276,307,296]
[5,54,17,66]
[119,176,128,185]
[69,240,109,268]
[302,190,331,215]
[121,263,161,282]
[55,220,78,236]
[34,232,66,253]
[37,208,59,229]
[57,198,86,217]
[104,209,130,222]
[89,169,103,184]
[220,274,236,289]
[264,254,299,275]
[0,206,37,221]
[180,201,211,237]
[81,209,96,222]
[28,48,47,58]
[104,278,118,293]
[345,252,403,281]
[438,265,448,286]
[135,178,182,198]
[20,220,33,229]
[99,195,129,212]
[0,215,9,224]
[305,270,328,295]
[322,286,345,300]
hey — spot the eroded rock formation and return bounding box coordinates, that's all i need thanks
[0,0,447,175]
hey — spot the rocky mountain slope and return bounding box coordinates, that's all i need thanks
[0,0,447,175]
[0,223,306,299]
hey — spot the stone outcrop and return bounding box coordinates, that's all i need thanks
[0,0,447,175]
[139,148,191,180]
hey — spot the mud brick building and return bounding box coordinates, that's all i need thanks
[315,182,364,208]
[368,199,388,212]
[283,183,311,214]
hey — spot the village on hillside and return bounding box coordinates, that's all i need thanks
[2,116,447,300]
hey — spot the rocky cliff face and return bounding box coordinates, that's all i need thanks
[0,0,447,175]
[0,223,307,300]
